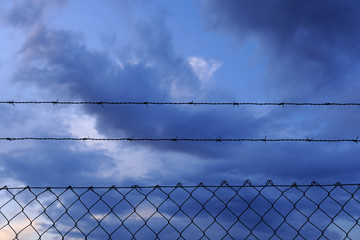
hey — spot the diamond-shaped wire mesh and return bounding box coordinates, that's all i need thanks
[0,182,359,239]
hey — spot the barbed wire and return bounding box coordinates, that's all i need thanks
[1,100,360,107]
[0,137,359,143]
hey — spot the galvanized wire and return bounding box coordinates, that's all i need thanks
[0,181,359,239]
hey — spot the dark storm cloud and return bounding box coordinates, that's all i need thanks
[1,0,66,27]
[197,0,360,185]
[163,141,360,186]
[201,0,360,98]
[8,0,360,187]
[0,142,113,186]
[13,24,264,159]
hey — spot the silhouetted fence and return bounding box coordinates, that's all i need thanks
[0,181,359,239]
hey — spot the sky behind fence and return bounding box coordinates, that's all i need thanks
[0,0,359,187]
[1,1,360,239]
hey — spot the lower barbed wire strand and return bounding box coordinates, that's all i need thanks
[1,101,360,106]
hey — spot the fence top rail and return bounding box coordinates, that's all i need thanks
[1,181,359,190]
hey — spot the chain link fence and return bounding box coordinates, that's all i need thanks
[0,181,359,239]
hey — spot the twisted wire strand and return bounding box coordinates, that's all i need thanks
[0,137,359,143]
[2,101,360,106]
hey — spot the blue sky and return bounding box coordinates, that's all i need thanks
[0,0,360,188]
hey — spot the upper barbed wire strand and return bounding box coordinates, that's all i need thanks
[1,101,360,106]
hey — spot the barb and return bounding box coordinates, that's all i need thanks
[0,137,359,143]
[1,101,360,106]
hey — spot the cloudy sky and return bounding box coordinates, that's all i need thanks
[0,0,360,187]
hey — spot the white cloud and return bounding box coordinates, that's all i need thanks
[188,56,222,83]
[116,59,124,69]
[62,110,168,181]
